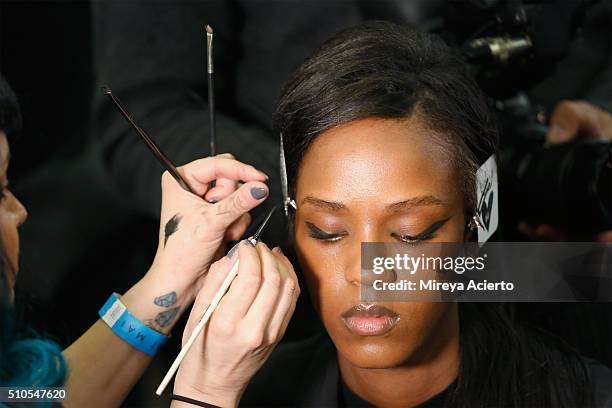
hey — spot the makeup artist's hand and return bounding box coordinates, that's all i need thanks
[173,242,300,408]
[145,155,270,304]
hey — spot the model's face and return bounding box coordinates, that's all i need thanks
[294,117,466,368]
[0,131,27,302]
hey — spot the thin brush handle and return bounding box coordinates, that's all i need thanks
[156,258,240,396]
[207,72,217,189]
[102,87,196,195]
[208,73,216,157]
[206,25,216,189]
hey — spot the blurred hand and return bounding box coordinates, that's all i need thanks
[520,100,612,242]
[146,153,270,300]
[173,242,300,408]
[546,100,612,144]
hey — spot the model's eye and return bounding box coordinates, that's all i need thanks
[392,218,450,244]
[306,222,346,242]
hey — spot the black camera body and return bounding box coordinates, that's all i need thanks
[459,0,612,237]
[499,102,612,237]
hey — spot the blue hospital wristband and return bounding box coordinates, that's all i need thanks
[99,293,169,357]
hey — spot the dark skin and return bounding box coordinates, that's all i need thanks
[293,117,470,408]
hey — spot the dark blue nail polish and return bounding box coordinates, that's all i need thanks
[250,187,268,200]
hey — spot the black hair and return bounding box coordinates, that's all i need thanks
[274,21,592,407]
[453,303,591,407]
[275,21,497,213]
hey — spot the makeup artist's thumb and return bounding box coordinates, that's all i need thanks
[211,181,269,232]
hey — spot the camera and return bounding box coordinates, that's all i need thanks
[458,0,612,237]
[498,94,612,237]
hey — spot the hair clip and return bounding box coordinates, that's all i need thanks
[280,132,297,217]
[474,154,499,244]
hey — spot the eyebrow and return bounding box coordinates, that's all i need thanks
[385,195,444,212]
[301,194,444,212]
[302,196,347,211]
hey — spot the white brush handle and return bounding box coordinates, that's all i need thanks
[156,259,240,395]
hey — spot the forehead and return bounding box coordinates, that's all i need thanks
[295,117,459,205]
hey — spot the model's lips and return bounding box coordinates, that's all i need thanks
[341,303,400,336]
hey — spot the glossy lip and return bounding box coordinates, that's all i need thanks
[341,303,400,336]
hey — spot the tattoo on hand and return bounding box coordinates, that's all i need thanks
[164,214,182,246]
[155,307,180,327]
[154,291,177,307]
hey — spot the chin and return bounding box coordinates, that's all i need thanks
[333,330,417,369]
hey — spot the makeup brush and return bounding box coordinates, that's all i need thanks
[102,86,196,195]
[156,205,278,396]
[205,24,216,157]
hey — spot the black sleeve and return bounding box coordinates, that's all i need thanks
[90,0,279,217]
[529,0,612,114]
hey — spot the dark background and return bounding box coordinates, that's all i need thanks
[1,1,611,406]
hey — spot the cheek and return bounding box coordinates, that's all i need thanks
[396,302,451,334]
[295,236,357,318]
[443,215,468,242]
[0,207,19,281]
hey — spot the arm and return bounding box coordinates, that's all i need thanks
[61,156,270,407]
[62,274,191,407]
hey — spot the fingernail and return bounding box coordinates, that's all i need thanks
[244,239,256,247]
[227,243,240,258]
[250,187,268,200]
[273,246,284,255]
[208,198,218,204]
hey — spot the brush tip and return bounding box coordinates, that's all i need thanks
[101,85,112,95]
[205,24,213,35]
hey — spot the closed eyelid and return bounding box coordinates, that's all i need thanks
[305,218,450,242]
[400,217,451,239]
[305,222,345,237]
[306,222,332,234]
